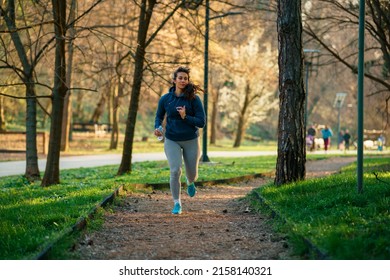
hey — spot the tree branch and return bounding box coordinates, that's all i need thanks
[304,24,390,92]
[0,92,52,99]
[373,172,390,186]
[0,20,54,33]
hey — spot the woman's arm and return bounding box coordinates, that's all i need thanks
[184,95,206,128]
[154,95,166,129]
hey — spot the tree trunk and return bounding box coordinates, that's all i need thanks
[42,0,67,186]
[25,79,40,180]
[275,0,306,185]
[233,115,246,148]
[210,85,220,145]
[90,93,107,123]
[233,81,250,148]
[107,84,113,128]
[117,0,156,175]
[61,0,77,152]
[110,82,120,150]
[3,0,40,180]
[0,95,6,131]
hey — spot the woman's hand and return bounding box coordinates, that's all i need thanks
[154,128,163,137]
[176,106,186,119]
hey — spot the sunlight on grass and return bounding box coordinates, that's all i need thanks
[252,156,390,259]
[0,155,276,259]
[2,153,389,260]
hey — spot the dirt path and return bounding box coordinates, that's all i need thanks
[73,157,356,260]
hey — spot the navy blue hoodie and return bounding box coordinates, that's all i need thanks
[155,86,206,141]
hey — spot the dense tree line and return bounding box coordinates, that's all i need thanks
[1,0,389,185]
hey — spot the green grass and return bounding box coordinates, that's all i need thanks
[0,156,276,260]
[2,152,389,260]
[250,156,390,259]
[45,138,278,158]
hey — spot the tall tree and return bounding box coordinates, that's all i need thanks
[61,0,77,152]
[117,0,181,175]
[274,0,306,185]
[0,0,41,180]
[41,0,67,186]
[118,0,156,174]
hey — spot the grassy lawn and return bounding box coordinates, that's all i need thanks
[63,135,278,155]
[0,155,276,260]
[250,156,390,259]
[1,151,389,260]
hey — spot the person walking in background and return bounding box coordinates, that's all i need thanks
[154,66,206,215]
[377,134,385,151]
[321,125,333,152]
[343,129,351,151]
[307,124,316,151]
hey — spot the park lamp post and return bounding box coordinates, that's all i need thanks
[201,0,242,162]
[334,92,347,147]
[303,49,320,129]
[356,0,365,194]
[201,0,210,162]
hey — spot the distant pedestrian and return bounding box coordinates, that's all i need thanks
[321,125,333,152]
[343,129,351,151]
[378,134,385,151]
[307,125,316,151]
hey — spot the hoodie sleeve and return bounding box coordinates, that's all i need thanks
[185,95,206,128]
[154,95,166,129]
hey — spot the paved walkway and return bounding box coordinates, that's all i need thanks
[0,149,373,178]
[0,151,278,177]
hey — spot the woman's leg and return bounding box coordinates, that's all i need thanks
[181,138,200,184]
[164,138,183,203]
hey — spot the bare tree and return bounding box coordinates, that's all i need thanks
[60,0,77,152]
[0,0,44,180]
[118,0,182,175]
[275,0,306,185]
[41,0,68,186]
[303,0,390,130]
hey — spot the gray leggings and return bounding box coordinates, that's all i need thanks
[164,137,201,201]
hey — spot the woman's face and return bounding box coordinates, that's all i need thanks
[174,72,189,91]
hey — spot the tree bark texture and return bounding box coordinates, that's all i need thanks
[25,80,40,180]
[117,0,156,175]
[275,0,306,185]
[42,0,67,186]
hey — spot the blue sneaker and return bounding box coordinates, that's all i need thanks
[171,203,182,214]
[187,182,196,197]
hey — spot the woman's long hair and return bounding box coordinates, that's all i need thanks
[172,66,204,100]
